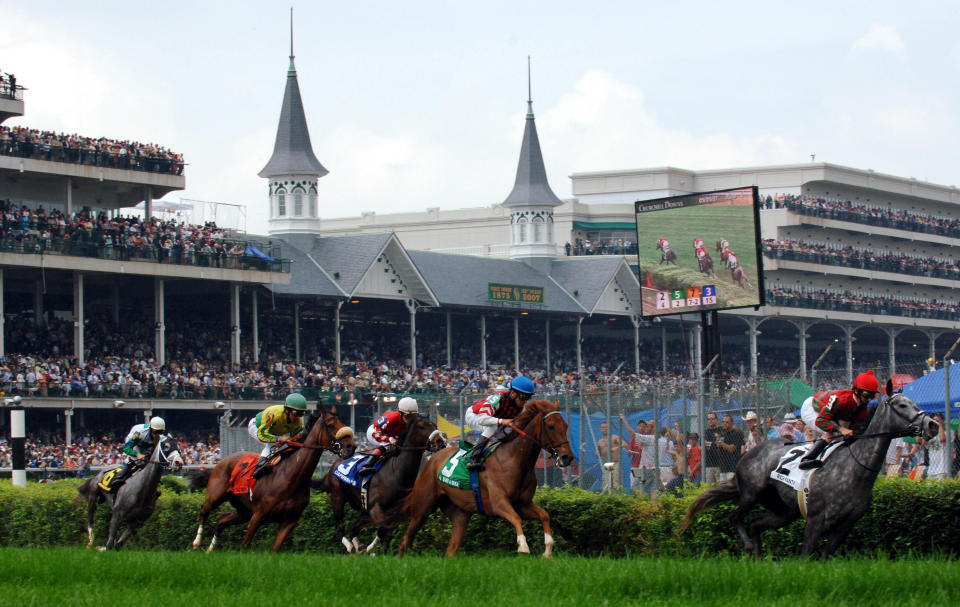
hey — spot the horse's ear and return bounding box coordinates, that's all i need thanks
[885,379,894,397]
[554,399,559,407]
[317,403,328,417]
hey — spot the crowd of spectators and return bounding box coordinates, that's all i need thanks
[0,125,183,175]
[763,238,960,279]
[0,432,221,472]
[783,194,960,239]
[767,285,958,320]
[0,69,18,100]
[564,238,637,256]
[0,200,269,269]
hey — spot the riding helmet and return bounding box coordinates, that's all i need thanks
[398,397,419,414]
[284,393,308,410]
[852,370,880,393]
[149,416,166,431]
[510,375,536,395]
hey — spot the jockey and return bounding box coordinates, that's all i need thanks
[658,236,669,249]
[249,393,308,478]
[464,375,536,472]
[113,416,166,488]
[358,396,420,476]
[693,237,704,250]
[725,251,739,269]
[798,370,880,469]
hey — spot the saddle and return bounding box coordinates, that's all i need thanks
[438,440,501,490]
[230,454,260,495]
[97,462,145,493]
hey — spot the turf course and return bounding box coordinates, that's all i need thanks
[2,547,958,607]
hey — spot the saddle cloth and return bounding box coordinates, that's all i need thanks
[229,454,259,495]
[770,441,843,491]
[437,440,499,490]
[332,454,384,488]
[97,466,126,492]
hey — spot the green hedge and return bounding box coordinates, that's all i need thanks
[1,477,958,556]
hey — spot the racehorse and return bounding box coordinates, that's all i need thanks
[680,392,938,558]
[656,240,677,265]
[397,399,574,558]
[323,414,446,554]
[78,434,184,550]
[697,250,716,277]
[730,264,752,289]
[716,238,730,253]
[190,405,355,552]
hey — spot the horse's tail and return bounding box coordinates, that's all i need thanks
[188,468,212,491]
[678,478,740,534]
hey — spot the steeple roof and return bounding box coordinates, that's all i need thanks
[501,87,562,208]
[258,56,328,178]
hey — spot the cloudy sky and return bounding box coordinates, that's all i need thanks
[3,1,957,234]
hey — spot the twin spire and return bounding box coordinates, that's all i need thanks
[259,8,328,179]
[502,56,562,209]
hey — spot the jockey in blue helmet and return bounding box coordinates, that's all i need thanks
[464,375,536,472]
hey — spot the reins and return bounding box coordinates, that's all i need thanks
[506,410,569,459]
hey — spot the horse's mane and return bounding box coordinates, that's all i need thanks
[509,399,558,437]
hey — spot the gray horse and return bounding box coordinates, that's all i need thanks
[78,434,184,550]
[681,393,938,558]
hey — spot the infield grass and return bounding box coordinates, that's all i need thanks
[2,547,958,607]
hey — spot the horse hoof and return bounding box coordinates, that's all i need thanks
[96,546,107,552]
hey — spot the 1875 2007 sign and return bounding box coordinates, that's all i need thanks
[488,283,545,304]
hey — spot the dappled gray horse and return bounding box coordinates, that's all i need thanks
[681,393,938,558]
[78,434,184,550]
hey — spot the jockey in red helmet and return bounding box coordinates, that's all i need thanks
[798,370,880,469]
[693,237,704,250]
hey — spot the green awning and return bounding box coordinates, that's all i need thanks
[572,221,637,230]
[762,377,813,409]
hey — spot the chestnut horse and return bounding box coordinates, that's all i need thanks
[190,405,355,552]
[397,399,574,558]
[323,414,446,554]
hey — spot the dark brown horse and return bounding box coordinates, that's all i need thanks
[323,414,446,554]
[697,251,716,277]
[656,240,678,265]
[190,405,355,552]
[397,399,574,558]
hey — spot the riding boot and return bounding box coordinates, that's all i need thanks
[252,456,272,479]
[358,450,382,477]
[798,439,828,470]
[109,463,133,492]
[466,436,491,472]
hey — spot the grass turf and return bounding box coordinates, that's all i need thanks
[2,547,958,607]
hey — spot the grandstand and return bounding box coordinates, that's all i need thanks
[2,41,959,490]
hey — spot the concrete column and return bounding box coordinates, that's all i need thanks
[112,285,120,326]
[632,316,641,376]
[335,300,343,365]
[746,317,762,377]
[661,324,667,374]
[293,301,301,364]
[545,319,551,374]
[73,272,84,365]
[480,315,487,370]
[0,268,4,357]
[793,320,811,381]
[514,317,520,372]
[927,330,938,364]
[576,317,583,377]
[446,311,452,368]
[251,290,259,363]
[34,279,44,327]
[144,186,153,219]
[843,325,855,385]
[230,284,241,365]
[65,177,73,217]
[154,278,165,365]
[406,299,417,372]
[64,408,73,446]
[888,329,897,376]
[11,405,25,487]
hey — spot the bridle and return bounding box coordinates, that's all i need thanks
[846,396,927,473]
[287,412,352,456]
[151,436,182,469]
[507,409,570,465]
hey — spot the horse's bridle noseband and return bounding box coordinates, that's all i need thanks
[510,410,570,465]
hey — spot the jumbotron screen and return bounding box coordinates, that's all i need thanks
[635,186,765,317]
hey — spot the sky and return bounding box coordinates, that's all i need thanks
[2,1,958,234]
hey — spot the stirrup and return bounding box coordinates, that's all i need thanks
[252,458,271,479]
[465,457,484,472]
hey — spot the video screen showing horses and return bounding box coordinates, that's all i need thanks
[635,186,764,317]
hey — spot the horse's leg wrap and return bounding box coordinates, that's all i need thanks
[341,536,354,553]
[86,526,94,549]
[543,532,554,558]
[206,536,217,552]
[365,536,379,554]
[192,525,203,550]
[516,534,530,554]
